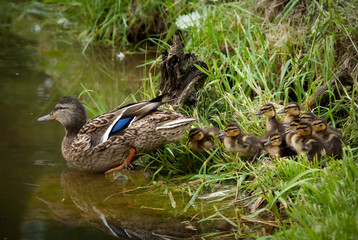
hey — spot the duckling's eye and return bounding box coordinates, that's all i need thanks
[261,107,271,112]
[285,106,296,110]
[313,121,323,126]
[226,127,238,132]
[189,131,200,138]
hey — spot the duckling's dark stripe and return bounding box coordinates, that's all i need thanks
[189,130,201,138]
[297,126,308,130]
[260,107,272,112]
[270,137,281,141]
[312,122,323,126]
[225,127,238,132]
[285,106,298,109]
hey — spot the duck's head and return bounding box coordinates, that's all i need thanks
[265,133,283,147]
[311,118,327,132]
[300,112,316,123]
[222,123,241,137]
[188,128,205,142]
[284,119,301,133]
[38,96,87,135]
[255,103,276,119]
[290,121,312,136]
[278,102,300,117]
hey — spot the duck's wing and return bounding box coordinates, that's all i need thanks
[80,96,165,144]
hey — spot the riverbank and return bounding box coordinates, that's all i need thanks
[5,0,358,239]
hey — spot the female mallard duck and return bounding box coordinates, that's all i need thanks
[311,118,343,158]
[277,102,300,124]
[188,127,222,153]
[264,133,296,158]
[255,103,285,135]
[220,123,263,159]
[289,121,326,161]
[38,96,196,173]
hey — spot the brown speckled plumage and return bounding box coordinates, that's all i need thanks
[38,96,196,172]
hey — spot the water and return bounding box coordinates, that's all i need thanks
[0,6,267,239]
[0,26,204,239]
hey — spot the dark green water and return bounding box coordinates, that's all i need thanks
[0,26,207,239]
[0,3,251,238]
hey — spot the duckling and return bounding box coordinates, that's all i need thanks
[188,127,222,153]
[283,118,301,148]
[255,103,285,135]
[277,102,300,124]
[264,133,296,158]
[299,112,316,123]
[311,118,343,158]
[290,121,326,161]
[300,112,341,135]
[221,123,263,159]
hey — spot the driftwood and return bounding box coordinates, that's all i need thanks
[304,68,354,110]
[159,35,208,108]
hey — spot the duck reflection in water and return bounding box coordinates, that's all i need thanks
[36,167,198,239]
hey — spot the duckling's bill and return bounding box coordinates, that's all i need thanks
[277,109,286,114]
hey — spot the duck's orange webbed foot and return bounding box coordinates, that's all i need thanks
[105,148,136,174]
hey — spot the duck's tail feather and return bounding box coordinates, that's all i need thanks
[156,117,197,130]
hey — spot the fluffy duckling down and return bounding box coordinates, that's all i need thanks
[188,127,222,153]
[220,123,263,159]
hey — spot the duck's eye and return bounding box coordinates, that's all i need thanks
[54,106,69,111]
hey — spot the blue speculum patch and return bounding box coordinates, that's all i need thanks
[111,117,133,134]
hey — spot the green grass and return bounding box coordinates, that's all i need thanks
[9,0,358,239]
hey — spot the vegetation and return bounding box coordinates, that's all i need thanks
[9,0,358,239]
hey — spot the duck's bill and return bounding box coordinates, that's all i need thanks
[38,113,55,121]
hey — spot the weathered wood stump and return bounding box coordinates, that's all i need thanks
[159,35,208,108]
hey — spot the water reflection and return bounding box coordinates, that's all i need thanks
[33,167,198,239]
[0,9,237,239]
[0,16,161,239]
